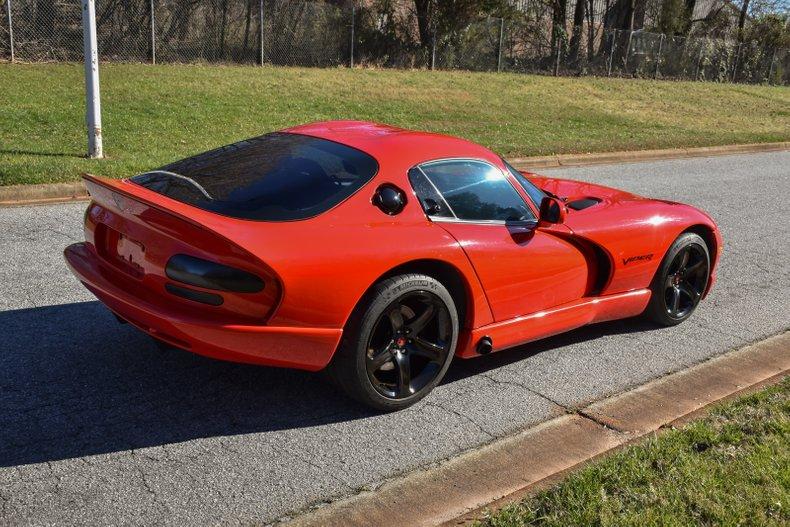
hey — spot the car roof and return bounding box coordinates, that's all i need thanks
[283,120,500,168]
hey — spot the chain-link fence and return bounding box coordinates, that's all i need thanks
[1,0,787,85]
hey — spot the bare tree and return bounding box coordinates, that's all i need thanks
[551,0,568,54]
[569,0,586,61]
[738,0,751,39]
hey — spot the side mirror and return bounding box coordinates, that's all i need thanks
[539,196,567,225]
[422,198,442,216]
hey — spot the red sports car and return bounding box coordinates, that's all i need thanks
[65,121,721,410]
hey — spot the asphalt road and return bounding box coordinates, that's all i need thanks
[1,151,788,525]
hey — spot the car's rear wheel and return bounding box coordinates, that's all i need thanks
[328,274,459,411]
[644,232,710,326]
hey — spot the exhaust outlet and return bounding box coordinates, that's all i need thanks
[476,336,493,355]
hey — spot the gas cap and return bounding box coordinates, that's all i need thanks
[373,184,406,215]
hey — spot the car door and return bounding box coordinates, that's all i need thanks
[408,159,589,323]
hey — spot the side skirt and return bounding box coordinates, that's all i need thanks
[455,289,651,358]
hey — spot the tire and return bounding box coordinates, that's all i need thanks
[327,274,459,411]
[643,232,710,326]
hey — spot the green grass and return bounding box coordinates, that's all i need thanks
[479,377,790,526]
[1,63,789,186]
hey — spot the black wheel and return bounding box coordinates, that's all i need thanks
[644,232,710,326]
[327,274,459,411]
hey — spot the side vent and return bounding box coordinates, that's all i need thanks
[567,198,601,211]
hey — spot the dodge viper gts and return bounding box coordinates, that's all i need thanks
[64,121,721,410]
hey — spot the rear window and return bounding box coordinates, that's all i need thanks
[131,132,379,221]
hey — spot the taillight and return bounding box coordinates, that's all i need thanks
[165,254,265,293]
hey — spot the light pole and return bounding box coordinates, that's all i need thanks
[5,0,13,63]
[82,0,103,158]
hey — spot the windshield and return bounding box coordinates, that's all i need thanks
[131,132,379,221]
[503,159,546,207]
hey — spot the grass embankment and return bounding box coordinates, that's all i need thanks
[1,63,789,186]
[480,377,790,526]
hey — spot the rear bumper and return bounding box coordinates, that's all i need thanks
[64,242,341,371]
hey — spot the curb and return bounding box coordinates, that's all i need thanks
[508,141,789,169]
[286,332,789,527]
[1,142,788,206]
[0,181,88,207]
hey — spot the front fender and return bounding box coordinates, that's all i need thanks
[564,200,720,295]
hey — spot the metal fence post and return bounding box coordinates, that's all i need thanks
[431,33,436,70]
[349,2,355,68]
[695,42,704,81]
[766,50,777,84]
[496,18,504,72]
[623,30,633,74]
[258,0,264,65]
[82,0,103,158]
[731,42,741,83]
[554,33,562,76]
[149,0,156,64]
[5,0,12,63]
[607,31,615,77]
[654,33,664,79]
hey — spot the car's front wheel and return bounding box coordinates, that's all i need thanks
[644,232,710,326]
[328,274,459,411]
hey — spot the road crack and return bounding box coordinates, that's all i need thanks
[478,373,628,434]
[130,449,167,511]
[269,445,355,489]
[479,373,569,411]
[423,400,494,439]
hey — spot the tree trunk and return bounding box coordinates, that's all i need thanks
[414,0,433,49]
[587,0,596,61]
[569,0,586,62]
[219,0,228,59]
[243,0,253,57]
[737,0,750,41]
[604,0,628,29]
[552,0,568,54]
[684,0,696,29]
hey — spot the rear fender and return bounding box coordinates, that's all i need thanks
[82,175,282,323]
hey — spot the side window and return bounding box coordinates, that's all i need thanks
[420,160,535,222]
[407,167,454,218]
[504,160,546,208]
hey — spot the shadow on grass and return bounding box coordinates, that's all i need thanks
[0,149,85,159]
[0,300,661,467]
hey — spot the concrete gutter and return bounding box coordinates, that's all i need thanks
[287,332,789,527]
[1,142,787,206]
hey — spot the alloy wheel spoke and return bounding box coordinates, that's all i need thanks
[409,337,444,362]
[394,352,412,397]
[407,304,435,335]
[677,248,690,272]
[679,283,701,303]
[367,345,394,373]
[387,307,405,332]
[670,286,681,314]
[685,259,705,275]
